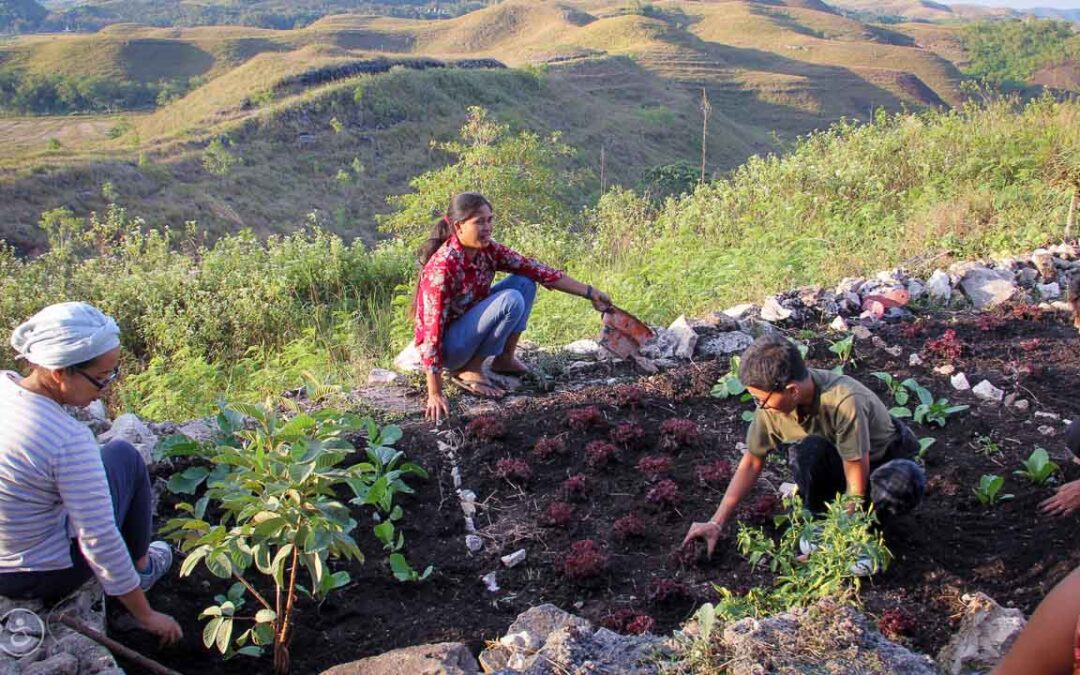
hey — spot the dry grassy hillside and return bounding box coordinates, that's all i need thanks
[0,0,976,252]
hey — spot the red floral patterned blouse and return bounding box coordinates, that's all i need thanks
[414,234,564,373]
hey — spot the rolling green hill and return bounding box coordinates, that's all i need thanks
[0,0,975,252]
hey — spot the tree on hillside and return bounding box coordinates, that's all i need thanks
[0,0,47,33]
[378,106,583,253]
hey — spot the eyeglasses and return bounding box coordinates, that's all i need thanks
[752,389,780,411]
[78,367,120,390]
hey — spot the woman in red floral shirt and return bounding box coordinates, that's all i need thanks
[415,192,611,422]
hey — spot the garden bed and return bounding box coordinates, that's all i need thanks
[113,306,1080,673]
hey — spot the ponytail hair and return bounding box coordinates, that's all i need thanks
[417,192,493,265]
[412,192,494,320]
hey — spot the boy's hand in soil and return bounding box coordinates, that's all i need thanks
[682,521,724,557]
[1039,479,1080,517]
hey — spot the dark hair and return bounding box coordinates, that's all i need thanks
[1066,419,1080,459]
[739,334,809,392]
[417,192,493,265]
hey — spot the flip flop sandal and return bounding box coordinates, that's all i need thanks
[450,375,505,398]
[490,366,531,377]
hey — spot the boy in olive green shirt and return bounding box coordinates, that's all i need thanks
[684,334,925,557]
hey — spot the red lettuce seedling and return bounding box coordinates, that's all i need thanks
[563,473,588,497]
[561,539,608,580]
[532,436,567,461]
[585,440,618,469]
[494,458,532,483]
[659,418,701,452]
[645,479,681,507]
[668,543,699,569]
[610,422,646,448]
[1018,338,1041,352]
[637,455,672,481]
[1008,304,1044,321]
[695,459,733,486]
[743,493,778,522]
[975,314,1002,332]
[877,607,916,641]
[566,405,606,431]
[646,578,691,604]
[612,383,646,408]
[602,608,655,635]
[541,501,574,529]
[924,329,963,361]
[466,415,507,440]
[612,513,646,540]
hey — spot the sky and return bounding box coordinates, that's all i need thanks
[940,0,1080,7]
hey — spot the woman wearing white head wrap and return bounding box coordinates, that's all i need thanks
[0,302,182,644]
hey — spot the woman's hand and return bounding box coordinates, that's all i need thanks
[138,609,183,645]
[1040,479,1080,517]
[590,287,612,312]
[425,392,450,423]
[682,520,725,558]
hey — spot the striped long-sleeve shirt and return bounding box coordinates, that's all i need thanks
[0,372,139,596]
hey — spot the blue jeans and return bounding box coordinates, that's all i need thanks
[443,274,537,371]
[0,440,152,603]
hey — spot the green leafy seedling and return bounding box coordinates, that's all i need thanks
[1014,447,1059,486]
[973,474,1013,506]
[711,356,747,400]
[871,372,911,406]
[909,383,968,427]
[828,334,856,366]
[916,437,936,461]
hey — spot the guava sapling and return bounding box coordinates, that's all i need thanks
[637,455,672,481]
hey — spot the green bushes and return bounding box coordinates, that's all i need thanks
[961,19,1080,89]
[0,205,413,419]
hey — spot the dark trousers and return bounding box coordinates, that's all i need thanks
[786,418,925,518]
[0,440,152,603]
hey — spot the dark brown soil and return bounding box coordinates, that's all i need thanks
[112,305,1080,673]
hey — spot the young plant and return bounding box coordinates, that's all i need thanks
[828,334,856,367]
[925,329,963,361]
[916,437,936,461]
[973,434,1000,456]
[563,473,588,497]
[1014,447,1060,486]
[566,406,606,431]
[645,479,681,508]
[659,418,701,451]
[465,415,507,441]
[878,607,917,641]
[710,356,748,400]
[646,578,691,604]
[870,372,917,407]
[610,422,646,448]
[973,474,1014,506]
[602,608,655,635]
[494,457,533,483]
[163,403,429,674]
[613,513,646,540]
[713,494,892,621]
[909,383,968,427]
[695,459,733,486]
[561,539,609,581]
[637,455,672,481]
[541,501,574,529]
[612,383,646,408]
[585,440,618,469]
[532,436,567,461]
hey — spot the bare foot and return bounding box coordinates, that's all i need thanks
[451,371,505,398]
[490,355,529,375]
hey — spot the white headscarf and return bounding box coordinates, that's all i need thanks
[10,302,120,369]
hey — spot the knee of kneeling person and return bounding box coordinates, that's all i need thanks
[100,439,145,470]
[497,289,526,316]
